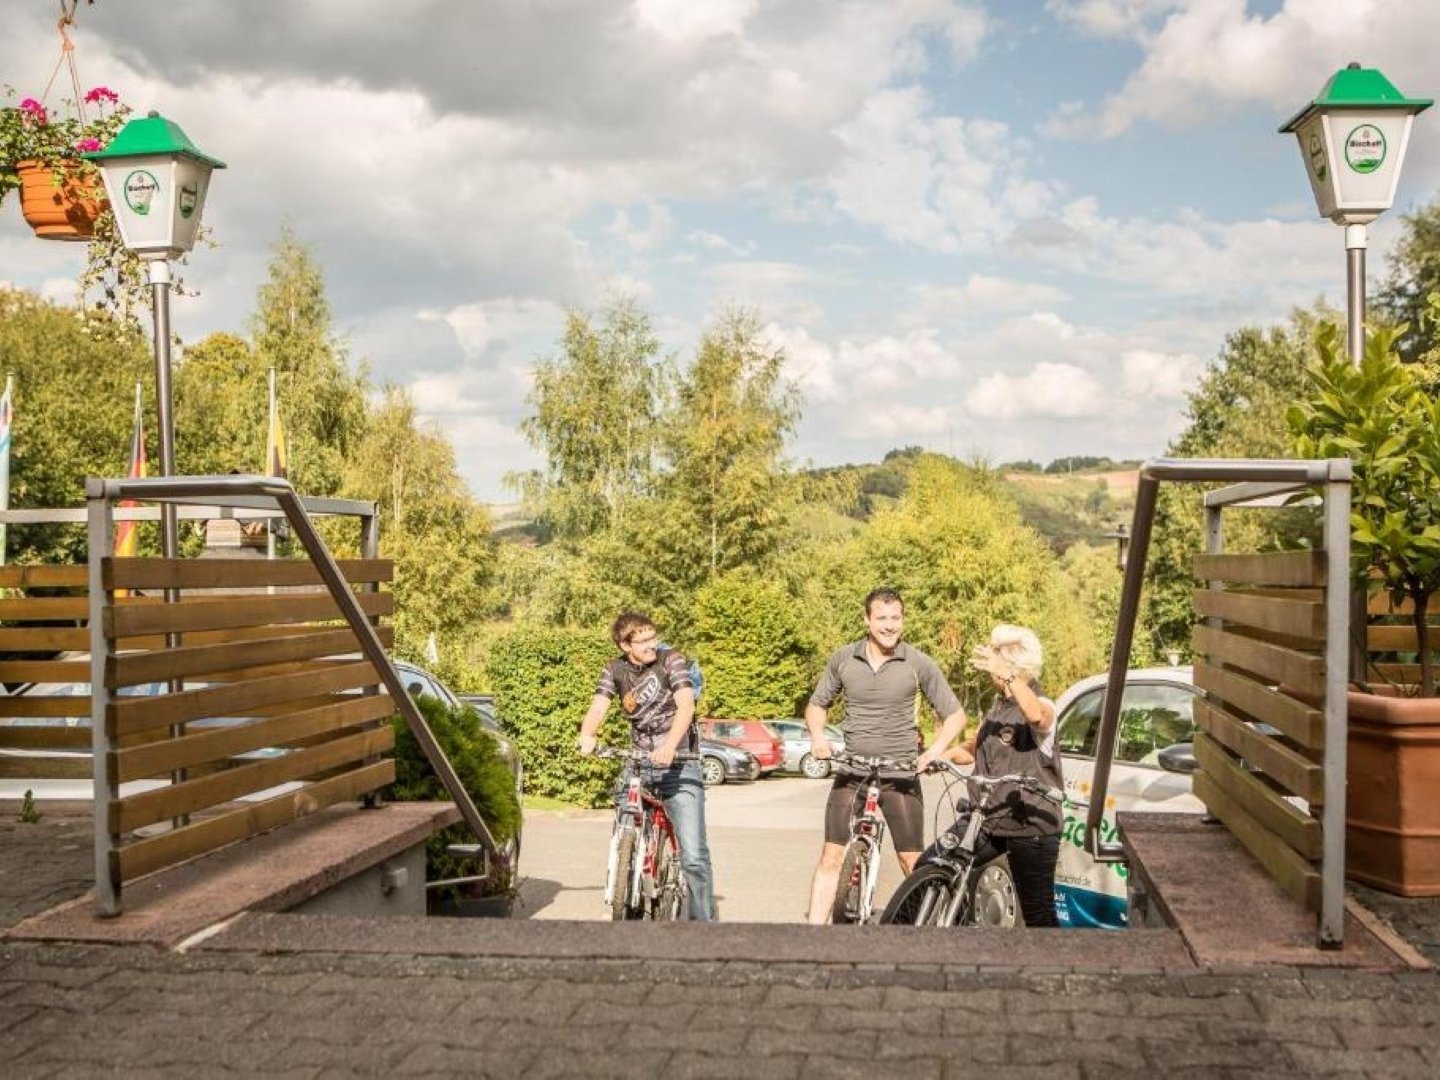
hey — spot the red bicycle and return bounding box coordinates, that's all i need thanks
[595,747,695,921]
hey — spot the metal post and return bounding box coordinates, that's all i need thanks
[1320,464,1353,948]
[1345,224,1366,365]
[148,259,178,557]
[87,494,119,916]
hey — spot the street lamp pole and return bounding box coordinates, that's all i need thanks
[84,112,225,557]
[147,259,178,555]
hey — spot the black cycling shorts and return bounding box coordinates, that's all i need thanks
[824,771,924,852]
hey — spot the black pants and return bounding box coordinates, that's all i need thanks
[974,831,1060,927]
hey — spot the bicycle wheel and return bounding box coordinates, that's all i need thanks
[879,864,958,926]
[653,843,687,921]
[610,831,640,921]
[831,838,870,924]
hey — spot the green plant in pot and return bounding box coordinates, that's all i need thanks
[1289,318,1440,896]
[1289,321,1440,696]
[386,693,523,914]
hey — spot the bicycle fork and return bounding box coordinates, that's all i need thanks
[604,775,646,909]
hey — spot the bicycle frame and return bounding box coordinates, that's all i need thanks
[597,747,691,919]
[832,752,914,924]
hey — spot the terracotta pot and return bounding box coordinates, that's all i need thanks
[15,158,107,241]
[1346,688,1440,896]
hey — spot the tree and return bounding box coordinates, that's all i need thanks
[0,289,152,562]
[691,569,813,717]
[250,225,368,496]
[1146,309,1332,653]
[341,387,494,659]
[653,308,799,576]
[516,297,662,543]
[174,332,269,477]
[1377,196,1440,364]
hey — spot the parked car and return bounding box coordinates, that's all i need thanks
[761,719,847,779]
[698,738,760,786]
[1051,666,1202,929]
[396,663,523,805]
[697,718,784,775]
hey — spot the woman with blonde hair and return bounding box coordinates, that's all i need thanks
[934,624,1064,927]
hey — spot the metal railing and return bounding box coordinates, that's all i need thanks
[1086,456,1351,948]
[80,474,497,914]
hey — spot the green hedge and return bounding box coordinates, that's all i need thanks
[486,626,620,808]
[386,693,522,896]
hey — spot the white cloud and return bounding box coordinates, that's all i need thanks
[1046,0,1440,139]
[1045,0,1181,39]
[859,404,952,437]
[965,362,1106,419]
[633,0,759,46]
[908,276,1071,323]
[686,230,754,256]
[606,204,676,252]
[1120,348,1206,399]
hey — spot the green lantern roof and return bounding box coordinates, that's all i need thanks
[82,111,226,169]
[1281,63,1432,132]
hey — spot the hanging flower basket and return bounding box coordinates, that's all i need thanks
[15,157,107,240]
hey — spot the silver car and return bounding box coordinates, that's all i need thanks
[762,719,846,779]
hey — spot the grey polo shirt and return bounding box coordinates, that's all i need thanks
[809,640,961,758]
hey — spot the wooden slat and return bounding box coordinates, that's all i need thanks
[108,660,382,737]
[0,564,88,588]
[0,628,89,651]
[0,596,90,621]
[1193,551,1327,587]
[1367,624,1440,652]
[0,696,91,719]
[112,761,395,882]
[0,756,90,779]
[114,693,395,782]
[111,726,395,832]
[0,725,92,750]
[1191,625,1325,700]
[106,590,392,638]
[0,659,93,684]
[1193,589,1325,641]
[1372,663,1421,685]
[1193,661,1325,750]
[1193,732,1322,859]
[108,626,393,687]
[1193,698,1324,803]
[1194,770,1321,912]
[106,557,393,590]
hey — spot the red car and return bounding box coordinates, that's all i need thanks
[698,718,784,774]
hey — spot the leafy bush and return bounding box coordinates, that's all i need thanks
[386,693,521,897]
[486,626,619,807]
[693,568,813,717]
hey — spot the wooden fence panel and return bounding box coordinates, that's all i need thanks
[1193,589,1325,641]
[1193,733,1322,859]
[1191,624,1325,699]
[1193,698,1324,804]
[1192,661,1324,750]
[1192,551,1326,588]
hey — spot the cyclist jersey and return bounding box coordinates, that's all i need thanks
[973,682,1064,838]
[596,647,699,754]
[809,640,960,761]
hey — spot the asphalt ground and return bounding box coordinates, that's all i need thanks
[5,787,1440,1077]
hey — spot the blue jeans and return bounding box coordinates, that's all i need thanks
[618,760,716,921]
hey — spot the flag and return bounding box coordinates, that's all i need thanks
[266,368,288,479]
[0,375,12,566]
[113,383,146,563]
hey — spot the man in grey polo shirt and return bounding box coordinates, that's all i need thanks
[804,587,969,923]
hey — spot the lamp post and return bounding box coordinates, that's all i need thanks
[84,112,225,556]
[1103,523,1130,572]
[1281,63,1430,364]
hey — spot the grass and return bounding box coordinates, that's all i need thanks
[524,792,585,812]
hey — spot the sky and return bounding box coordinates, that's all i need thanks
[3,0,1440,502]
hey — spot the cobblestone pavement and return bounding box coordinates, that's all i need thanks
[4,804,1440,1077]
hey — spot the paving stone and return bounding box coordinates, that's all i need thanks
[1284,1043,1431,1076]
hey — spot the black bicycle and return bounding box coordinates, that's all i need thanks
[879,760,1070,927]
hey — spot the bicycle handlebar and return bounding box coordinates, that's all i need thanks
[925,760,1065,806]
[831,751,918,773]
[593,746,700,763]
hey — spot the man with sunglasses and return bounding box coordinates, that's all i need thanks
[578,611,716,920]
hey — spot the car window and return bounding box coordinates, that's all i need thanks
[1058,683,1196,765]
[711,721,744,739]
[400,667,453,706]
[1057,689,1103,757]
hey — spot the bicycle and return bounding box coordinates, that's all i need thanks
[828,751,918,925]
[595,747,697,921]
[879,759,1075,927]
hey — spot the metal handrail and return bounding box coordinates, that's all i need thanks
[84,474,497,915]
[1086,456,1351,947]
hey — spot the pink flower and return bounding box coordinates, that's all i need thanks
[74,137,102,152]
[84,87,119,105]
[18,98,48,123]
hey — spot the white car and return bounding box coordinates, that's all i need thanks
[1052,666,1202,929]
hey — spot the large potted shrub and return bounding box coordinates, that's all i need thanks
[1290,321,1440,895]
[387,694,523,916]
